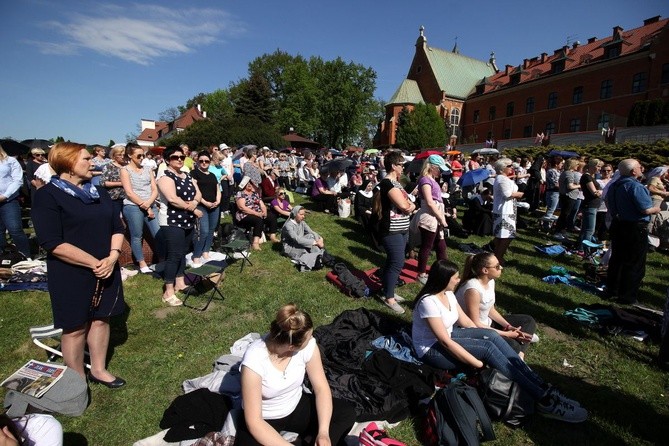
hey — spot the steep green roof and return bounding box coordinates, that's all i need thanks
[387,79,424,105]
[424,46,497,99]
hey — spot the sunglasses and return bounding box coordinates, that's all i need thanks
[198,159,210,164]
[135,154,145,159]
[169,155,186,161]
[487,264,503,270]
[34,153,45,157]
[278,192,286,195]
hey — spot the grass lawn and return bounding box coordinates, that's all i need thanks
[2,195,669,445]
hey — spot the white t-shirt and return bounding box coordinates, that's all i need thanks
[455,278,496,327]
[14,414,63,446]
[241,337,317,419]
[412,291,459,358]
[492,175,518,215]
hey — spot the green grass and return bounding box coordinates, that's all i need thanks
[2,197,669,445]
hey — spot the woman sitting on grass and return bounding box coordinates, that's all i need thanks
[238,304,356,445]
[455,252,538,359]
[412,259,587,423]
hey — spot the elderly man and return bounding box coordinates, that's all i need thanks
[281,205,326,270]
[605,159,660,304]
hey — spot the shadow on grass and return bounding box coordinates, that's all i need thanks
[63,432,88,445]
[108,304,130,367]
[524,365,669,445]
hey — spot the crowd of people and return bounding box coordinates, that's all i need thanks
[3,138,669,444]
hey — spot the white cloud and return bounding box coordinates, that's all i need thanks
[30,3,244,65]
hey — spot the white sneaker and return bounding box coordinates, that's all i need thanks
[417,274,428,285]
[537,395,587,423]
[530,333,540,343]
[554,233,566,240]
[392,293,406,303]
[382,298,405,314]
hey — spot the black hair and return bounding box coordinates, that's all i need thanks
[162,145,183,160]
[415,259,460,303]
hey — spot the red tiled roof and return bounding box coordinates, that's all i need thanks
[137,106,205,143]
[475,17,668,94]
[137,121,168,142]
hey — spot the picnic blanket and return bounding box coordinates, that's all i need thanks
[326,259,424,295]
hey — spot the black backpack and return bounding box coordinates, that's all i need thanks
[477,368,535,428]
[333,263,368,298]
[424,381,496,446]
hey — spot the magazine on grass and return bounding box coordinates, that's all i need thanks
[1,360,67,398]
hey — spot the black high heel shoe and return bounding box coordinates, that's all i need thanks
[88,373,126,389]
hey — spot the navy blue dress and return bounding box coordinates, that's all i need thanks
[32,183,126,330]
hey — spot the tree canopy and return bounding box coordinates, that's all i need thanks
[395,103,447,151]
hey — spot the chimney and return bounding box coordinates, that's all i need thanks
[523,58,529,69]
[202,111,207,118]
[489,52,499,73]
[612,26,623,37]
[505,64,513,75]
[588,37,597,43]
[540,53,548,63]
[572,41,580,49]
[644,16,660,25]
[197,104,202,113]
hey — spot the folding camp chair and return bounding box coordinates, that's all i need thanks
[220,239,252,272]
[30,324,91,369]
[182,260,227,311]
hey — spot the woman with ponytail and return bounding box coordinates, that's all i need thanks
[238,304,356,445]
[456,252,538,359]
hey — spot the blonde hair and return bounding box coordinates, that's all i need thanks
[0,144,7,161]
[109,146,125,159]
[266,304,313,352]
[48,142,87,175]
[420,159,438,178]
[564,158,579,171]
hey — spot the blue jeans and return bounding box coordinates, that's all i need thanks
[0,198,30,257]
[122,204,160,263]
[381,231,408,299]
[544,191,559,217]
[579,206,598,244]
[192,205,220,258]
[162,225,194,284]
[421,327,547,400]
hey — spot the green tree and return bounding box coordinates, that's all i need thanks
[232,72,274,124]
[108,139,115,147]
[200,89,234,121]
[312,57,377,148]
[395,103,447,151]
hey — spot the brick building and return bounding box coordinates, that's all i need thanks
[137,105,207,148]
[377,16,669,148]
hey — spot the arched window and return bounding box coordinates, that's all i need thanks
[450,108,460,126]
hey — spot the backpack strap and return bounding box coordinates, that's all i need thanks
[460,384,496,442]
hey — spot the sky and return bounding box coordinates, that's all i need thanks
[1,0,668,145]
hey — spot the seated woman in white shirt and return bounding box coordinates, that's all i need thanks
[411,260,587,423]
[238,304,356,445]
[1,413,63,446]
[455,252,538,359]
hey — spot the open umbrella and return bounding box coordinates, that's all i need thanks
[547,149,579,159]
[458,168,490,187]
[405,158,426,174]
[446,150,461,156]
[21,139,53,150]
[415,150,443,160]
[472,148,499,155]
[364,148,379,155]
[0,139,30,157]
[322,157,354,173]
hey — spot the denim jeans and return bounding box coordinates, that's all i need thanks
[161,225,194,284]
[579,206,598,244]
[192,205,220,258]
[381,231,408,299]
[421,327,547,400]
[544,191,559,217]
[0,198,30,257]
[122,204,160,263]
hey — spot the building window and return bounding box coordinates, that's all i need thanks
[476,84,485,95]
[598,114,610,130]
[600,80,613,99]
[569,118,581,132]
[523,125,533,137]
[545,122,556,135]
[503,129,511,139]
[526,97,535,113]
[548,92,558,109]
[662,63,669,84]
[488,106,496,121]
[473,110,480,123]
[552,60,565,74]
[632,72,647,93]
[605,45,620,59]
[450,108,460,126]
[506,102,514,117]
[572,86,583,104]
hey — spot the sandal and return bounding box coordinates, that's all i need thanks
[162,295,183,306]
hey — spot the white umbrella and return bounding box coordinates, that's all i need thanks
[472,148,499,155]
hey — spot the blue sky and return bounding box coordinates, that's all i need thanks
[1,0,667,145]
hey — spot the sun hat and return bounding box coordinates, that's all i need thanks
[427,154,448,171]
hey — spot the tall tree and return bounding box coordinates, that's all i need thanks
[158,107,181,122]
[200,89,234,121]
[395,103,447,150]
[232,72,274,124]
